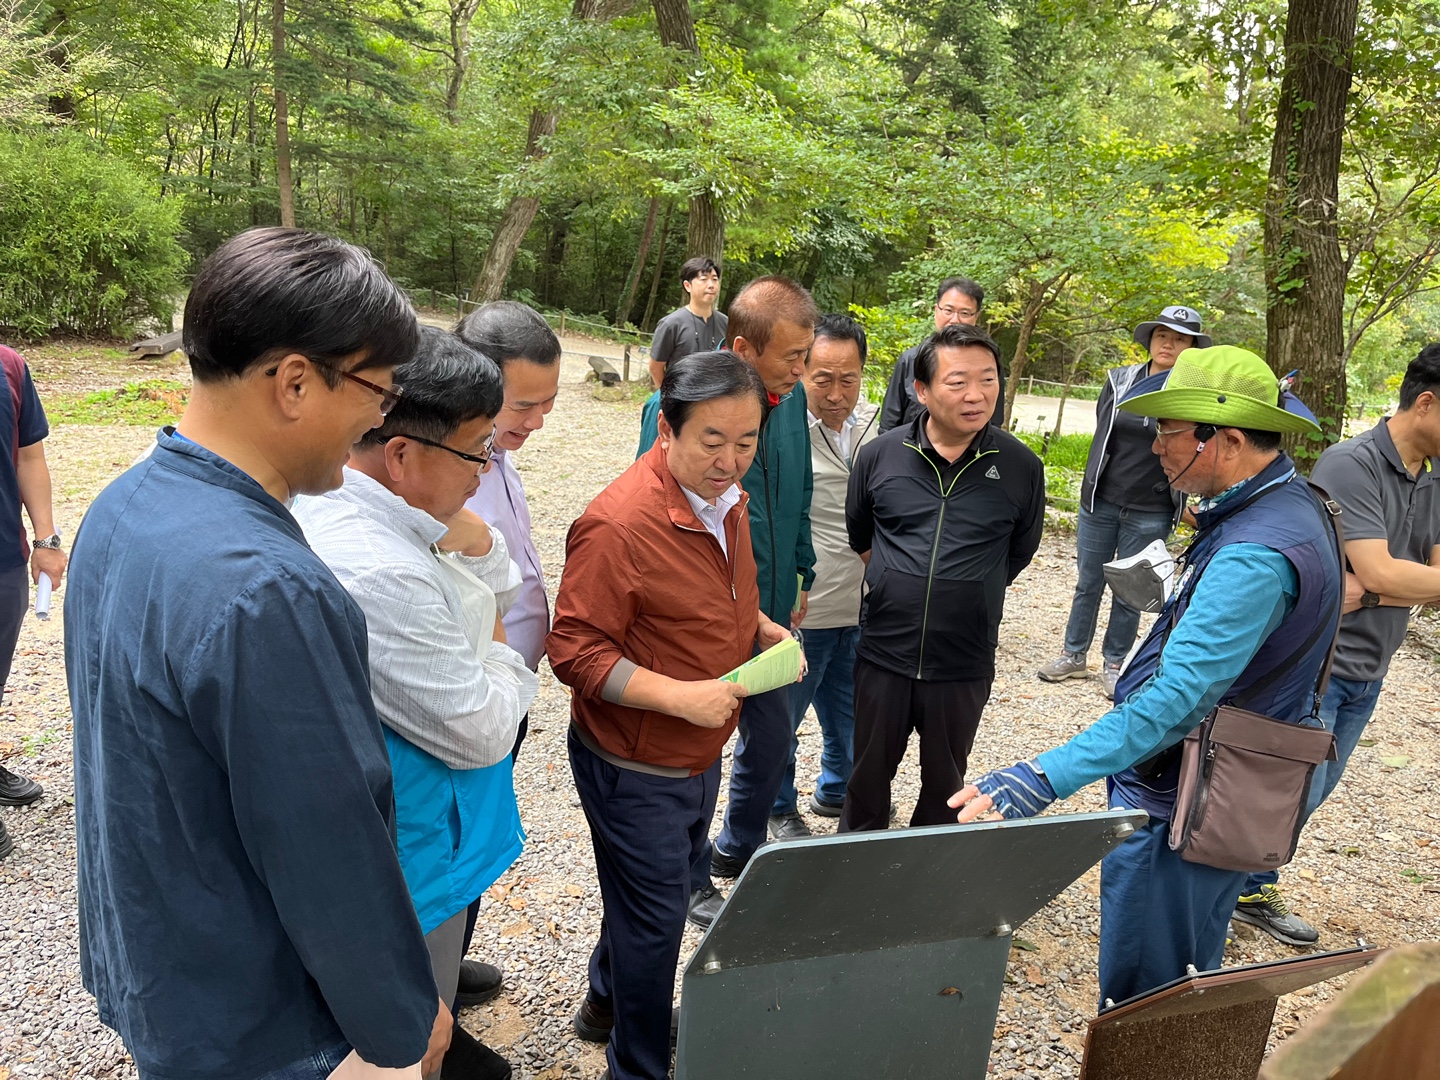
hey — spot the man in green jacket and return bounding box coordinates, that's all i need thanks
[636,275,818,926]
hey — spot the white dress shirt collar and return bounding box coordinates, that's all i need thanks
[680,482,742,556]
[327,466,449,551]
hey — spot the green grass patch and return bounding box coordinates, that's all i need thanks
[1015,430,1092,509]
[47,380,188,426]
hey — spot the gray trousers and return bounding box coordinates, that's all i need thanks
[422,909,467,1079]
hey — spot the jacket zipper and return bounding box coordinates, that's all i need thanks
[904,443,998,679]
[673,521,738,601]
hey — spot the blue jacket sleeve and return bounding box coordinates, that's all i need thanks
[1037,544,1299,798]
[636,391,660,459]
[183,570,438,1067]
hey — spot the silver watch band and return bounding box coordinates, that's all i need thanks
[32,534,62,550]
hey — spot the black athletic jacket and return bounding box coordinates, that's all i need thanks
[846,413,1045,681]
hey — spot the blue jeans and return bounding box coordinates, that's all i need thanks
[773,625,860,814]
[1244,674,1384,892]
[1064,498,1175,663]
[251,1043,352,1080]
[1099,817,1247,1007]
[715,680,794,863]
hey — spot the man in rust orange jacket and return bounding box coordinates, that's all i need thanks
[547,351,793,1080]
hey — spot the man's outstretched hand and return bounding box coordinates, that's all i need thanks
[948,761,1057,822]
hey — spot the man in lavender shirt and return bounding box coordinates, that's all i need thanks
[448,300,562,1012]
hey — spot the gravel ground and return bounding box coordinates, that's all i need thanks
[3,350,1438,1078]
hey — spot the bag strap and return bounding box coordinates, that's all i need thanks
[1227,481,1346,714]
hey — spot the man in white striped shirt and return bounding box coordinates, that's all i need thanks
[295,327,535,1080]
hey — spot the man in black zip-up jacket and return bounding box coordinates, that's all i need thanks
[842,323,1045,831]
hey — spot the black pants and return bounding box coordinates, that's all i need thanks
[570,727,719,1080]
[0,564,29,692]
[839,657,991,832]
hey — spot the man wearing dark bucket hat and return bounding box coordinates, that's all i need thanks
[1039,306,1213,698]
[949,345,1342,1005]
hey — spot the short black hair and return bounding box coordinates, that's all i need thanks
[1399,344,1440,410]
[359,326,504,447]
[1236,427,1283,451]
[914,323,1003,385]
[935,276,984,307]
[454,300,561,368]
[660,350,767,434]
[680,256,721,285]
[811,313,867,364]
[183,227,417,385]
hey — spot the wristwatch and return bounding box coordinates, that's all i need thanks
[32,533,62,550]
[1360,591,1381,608]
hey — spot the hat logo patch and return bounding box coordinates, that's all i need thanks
[986,465,1001,479]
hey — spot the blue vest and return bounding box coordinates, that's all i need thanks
[385,730,524,935]
[1110,455,1341,820]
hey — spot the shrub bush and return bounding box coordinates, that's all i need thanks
[0,132,185,338]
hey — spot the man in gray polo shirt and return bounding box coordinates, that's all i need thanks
[1236,344,1440,946]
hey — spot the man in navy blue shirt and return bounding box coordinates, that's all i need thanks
[0,343,67,858]
[66,228,444,1080]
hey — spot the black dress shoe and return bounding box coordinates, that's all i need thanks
[687,884,725,929]
[808,793,843,818]
[767,810,812,841]
[440,1023,512,1080]
[709,845,746,879]
[574,995,614,1042]
[0,765,41,807]
[455,959,504,1008]
[0,817,12,861]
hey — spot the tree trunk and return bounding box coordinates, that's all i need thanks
[273,0,295,227]
[1002,272,1069,429]
[616,196,660,327]
[444,0,483,122]
[641,200,674,331]
[1263,0,1359,457]
[686,190,724,263]
[469,108,557,302]
[1050,353,1078,443]
[651,0,725,264]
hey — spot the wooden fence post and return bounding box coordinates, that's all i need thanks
[623,343,631,382]
[560,312,567,336]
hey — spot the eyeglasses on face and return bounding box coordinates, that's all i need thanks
[385,429,495,467]
[1154,424,1199,443]
[936,303,979,319]
[265,355,404,416]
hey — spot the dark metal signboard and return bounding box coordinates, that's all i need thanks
[674,810,1148,1080]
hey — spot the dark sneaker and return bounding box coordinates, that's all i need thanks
[1234,884,1319,946]
[440,1023,512,1080]
[1101,661,1123,701]
[687,884,725,929]
[455,959,504,1008]
[0,765,42,807]
[0,817,12,861]
[767,811,812,841]
[809,793,843,818]
[710,845,746,879]
[1038,653,1088,683]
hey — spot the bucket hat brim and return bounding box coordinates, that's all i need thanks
[1133,321,1213,350]
[1119,386,1320,435]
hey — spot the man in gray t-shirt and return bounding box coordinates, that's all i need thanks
[647,256,727,388]
[1237,345,1440,947]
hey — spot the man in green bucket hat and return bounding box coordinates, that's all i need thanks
[948,345,1343,1005]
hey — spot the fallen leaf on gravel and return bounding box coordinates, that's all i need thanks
[1298,869,1317,881]
[1418,838,1432,847]
[564,883,585,897]
[1380,756,1410,768]
[1357,738,1377,747]
[507,897,527,910]
[1011,936,1040,953]
[1025,967,1047,986]
[488,883,513,901]
[500,919,533,937]
[1343,846,1362,857]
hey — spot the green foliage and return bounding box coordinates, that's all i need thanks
[0,133,185,338]
[1014,430,1093,508]
[46,380,189,425]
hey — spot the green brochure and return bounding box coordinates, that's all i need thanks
[720,636,803,695]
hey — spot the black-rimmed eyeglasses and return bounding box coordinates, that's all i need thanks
[385,430,495,467]
[265,356,405,415]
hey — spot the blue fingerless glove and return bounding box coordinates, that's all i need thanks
[973,760,1057,820]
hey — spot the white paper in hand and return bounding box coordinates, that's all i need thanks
[35,572,53,620]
